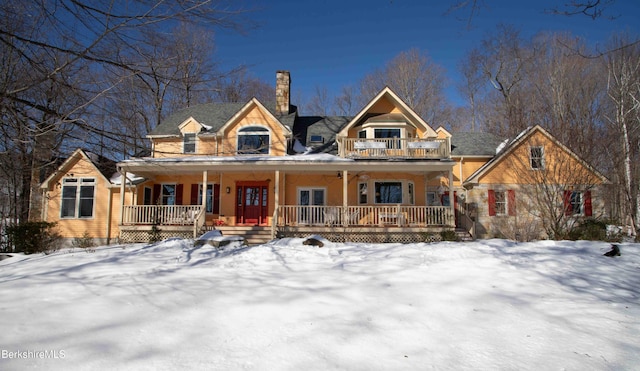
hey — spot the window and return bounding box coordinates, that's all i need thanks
[358,183,368,204]
[375,128,401,149]
[237,126,270,154]
[61,178,95,218]
[309,135,324,143]
[198,184,214,213]
[196,184,220,214]
[408,182,415,205]
[564,190,592,216]
[375,182,403,204]
[494,191,507,215]
[358,130,367,139]
[488,189,516,216]
[143,187,152,205]
[530,146,545,170]
[162,184,176,205]
[183,133,196,153]
[427,191,438,206]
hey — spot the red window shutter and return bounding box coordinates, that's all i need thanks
[488,190,496,216]
[584,191,592,217]
[153,184,161,204]
[213,184,220,214]
[563,190,572,216]
[508,190,516,216]
[190,184,198,205]
[176,184,184,205]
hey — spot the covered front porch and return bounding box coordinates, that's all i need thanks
[116,157,461,243]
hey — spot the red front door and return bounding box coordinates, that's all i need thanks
[236,182,269,225]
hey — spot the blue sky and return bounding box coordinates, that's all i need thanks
[216,0,640,110]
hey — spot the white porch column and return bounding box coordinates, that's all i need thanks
[342,170,348,226]
[274,170,280,220]
[119,170,126,225]
[448,169,454,227]
[202,170,208,209]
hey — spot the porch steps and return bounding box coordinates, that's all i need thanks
[455,228,474,242]
[207,226,273,246]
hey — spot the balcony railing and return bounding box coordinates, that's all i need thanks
[122,205,204,226]
[339,137,450,159]
[276,205,453,227]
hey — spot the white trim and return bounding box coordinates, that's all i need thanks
[60,177,96,219]
[236,124,271,155]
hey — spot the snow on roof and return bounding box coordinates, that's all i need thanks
[122,153,354,164]
[110,172,145,185]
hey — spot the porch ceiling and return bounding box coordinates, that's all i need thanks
[117,158,455,177]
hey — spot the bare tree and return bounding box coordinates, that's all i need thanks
[457,48,486,131]
[306,86,331,116]
[0,0,248,222]
[359,49,451,127]
[334,86,357,116]
[215,69,275,105]
[603,34,640,236]
[501,130,606,239]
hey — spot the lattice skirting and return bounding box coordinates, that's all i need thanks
[120,229,194,243]
[276,229,443,244]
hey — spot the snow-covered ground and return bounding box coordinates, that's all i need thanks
[1,238,638,370]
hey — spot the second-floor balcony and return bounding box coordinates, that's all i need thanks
[339,137,450,159]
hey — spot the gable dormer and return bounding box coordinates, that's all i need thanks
[178,117,207,154]
[217,98,292,157]
[336,87,447,159]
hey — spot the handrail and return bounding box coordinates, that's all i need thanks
[121,205,204,226]
[340,137,449,159]
[277,205,452,227]
[193,207,206,238]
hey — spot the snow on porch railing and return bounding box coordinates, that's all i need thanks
[276,205,453,227]
[122,205,204,226]
[340,137,450,159]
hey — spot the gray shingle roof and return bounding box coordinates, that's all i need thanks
[293,116,352,155]
[450,132,506,157]
[149,102,246,136]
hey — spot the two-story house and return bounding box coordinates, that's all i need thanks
[40,71,608,245]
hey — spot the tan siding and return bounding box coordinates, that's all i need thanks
[153,138,185,158]
[44,156,113,240]
[221,104,288,157]
[478,131,601,185]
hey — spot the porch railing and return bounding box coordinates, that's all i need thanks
[339,137,450,159]
[276,205,453,227]
[122,205,204,226]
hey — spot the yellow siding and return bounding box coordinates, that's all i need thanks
[44,156,115,240]
[221,104,288,157]
[179,118,201,133]
[283,172,427,206]
[452,158,490,187]
[153,138,185,158]
[478,131,601,185]
[369,97,398,114]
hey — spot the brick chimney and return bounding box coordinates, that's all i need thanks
[275,70,290,115]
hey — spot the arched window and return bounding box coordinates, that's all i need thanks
[237,126,270,154]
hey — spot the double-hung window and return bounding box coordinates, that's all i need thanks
[488,189,516,216]
[183,133,196,153]
[530,146,545,170]
[61,178,95,218]
[162,184,177,205]
[198,184,218,213]
[564,190,592,216]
